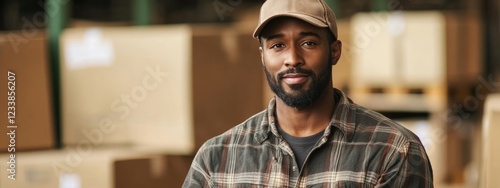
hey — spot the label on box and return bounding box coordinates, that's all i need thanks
[64,28,115,70]
[59,173,81,188]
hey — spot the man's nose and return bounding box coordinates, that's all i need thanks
[283,45,304,67]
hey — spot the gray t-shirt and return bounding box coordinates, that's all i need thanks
[277,126,325,169]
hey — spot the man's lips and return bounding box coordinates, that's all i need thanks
[281,73,309,85]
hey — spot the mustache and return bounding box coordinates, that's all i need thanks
[277,68,314,79]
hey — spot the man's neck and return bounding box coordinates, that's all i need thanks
[275,87,335,137]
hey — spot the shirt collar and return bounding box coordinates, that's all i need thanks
[329,88,356,142]
[255,88,356,143]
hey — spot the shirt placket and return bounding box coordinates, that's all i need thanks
[274,136,299,187]
[294,135,329,188]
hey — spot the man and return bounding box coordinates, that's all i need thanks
[183,0,433,187]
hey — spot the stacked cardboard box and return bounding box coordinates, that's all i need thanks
[0,148,193,188]
[0,31,55,152]
[349,11,447,113]
[59,25,263,154]
[55,24,264,187]
[444,12,483,183]
[349,11,484,183]
[444,12,483,85]
[350,11,446,88]
[0,23,264,187]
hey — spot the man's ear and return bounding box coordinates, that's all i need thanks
[259,46,265,66]
[331,40,342,66]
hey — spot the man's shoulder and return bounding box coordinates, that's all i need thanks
[351,103,423,148]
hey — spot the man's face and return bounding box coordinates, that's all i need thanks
[259,17,341,109]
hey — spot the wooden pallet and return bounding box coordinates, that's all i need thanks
[349,85,447,112]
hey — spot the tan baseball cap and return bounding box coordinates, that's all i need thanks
[253,0,338,39]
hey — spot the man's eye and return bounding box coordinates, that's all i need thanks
[270,43,285,49]
[302,41,317,46]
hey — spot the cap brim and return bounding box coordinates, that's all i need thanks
[253,13,329,38]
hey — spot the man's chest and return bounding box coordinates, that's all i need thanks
[209,142,384,187]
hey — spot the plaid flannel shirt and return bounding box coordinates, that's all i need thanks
[183,88,433,187]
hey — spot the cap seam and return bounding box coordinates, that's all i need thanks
[319,0,329,28]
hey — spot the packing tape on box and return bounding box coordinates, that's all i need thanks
[222,29,239,64]
[150,156,166,179]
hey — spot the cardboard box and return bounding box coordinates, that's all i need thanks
[0,31,55,152]
[481,94,500,188]
[60,25,263,154]
[350,11,483,87]
[348,12,448,113]
[445,12,483,85]
[115,154,193,188]
[350,11,446,87]
[0,148,193,188]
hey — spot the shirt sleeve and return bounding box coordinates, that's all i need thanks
[182,146,214,188]
[376,140,434,188]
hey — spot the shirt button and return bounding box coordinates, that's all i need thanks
[293,166,297,171]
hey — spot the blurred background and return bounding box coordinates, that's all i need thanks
[0,0,499,187]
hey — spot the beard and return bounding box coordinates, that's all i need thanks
[264,57,332,109]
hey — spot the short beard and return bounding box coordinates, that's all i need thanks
[263,57,332,109]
